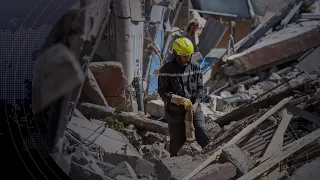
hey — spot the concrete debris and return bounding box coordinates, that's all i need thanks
[190,162,237,180]
[69,162,113,180]
[108,161,138,179]
[177,142,202,157]
[145,100,165,118]
[89,61,126,108]
[162,155,202,180]
[83,68,109,107]
[219,144,255,174]
[102,153,155,177]
[141,131,168,145]
[67,116,141,157]
[151,143,170,158]
[205,122,222,139]
[52,1,320,180]
[77,102,169,135]
[120,128,143,149]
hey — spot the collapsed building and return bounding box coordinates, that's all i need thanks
[33,0,320,180]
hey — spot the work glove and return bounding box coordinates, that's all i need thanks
[185,109,196,142]
[170,94,193,110]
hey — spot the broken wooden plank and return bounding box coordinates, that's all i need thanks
[214,88,299,126]
[237,127,320,180]
[280,1,303,26]
[182,97,293,180]
[226,97,293,146]
[260,110,293,162]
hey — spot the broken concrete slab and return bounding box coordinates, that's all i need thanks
[83,68,109,106]
[145,100,165,118]
[190,162,237,180]
[77,103,169,135]
[219,144,255,174]
[162,155,202,180]
[151,143,170,158]
[73,108,90,121]
[67,116,141,158]
[102,153,155,177]
[90,61,127,107]
[69,161,113,180]
[115,111,169,135]
[224,21,320,76]
[77,102,115,119]
[108,161,138,179]
[144,156,173,180]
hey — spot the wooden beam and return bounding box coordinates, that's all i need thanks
[260,110,293,162]
[237,127,320,180]
[181,96,293,180]
[225,96,293,146]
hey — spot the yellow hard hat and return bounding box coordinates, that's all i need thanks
[172,37,194,56]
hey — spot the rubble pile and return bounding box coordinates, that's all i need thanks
[52,0,320,180]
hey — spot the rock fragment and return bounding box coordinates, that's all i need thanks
[220,144,255,174]
[108,161,138,179]
[191,162,237,180]
[177,142,202,157]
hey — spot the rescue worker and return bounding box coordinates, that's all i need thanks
[158,37,211,156]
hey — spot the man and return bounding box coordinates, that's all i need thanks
[158,37,211,156]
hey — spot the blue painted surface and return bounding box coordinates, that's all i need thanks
[199,57,217,73]
[147,29,165,95]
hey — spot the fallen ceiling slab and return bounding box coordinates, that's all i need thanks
[223,20,320,76]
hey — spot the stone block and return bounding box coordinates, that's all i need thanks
[103,153,155,177]
[69,162,113,180]
[83,68,109,106]
[145,100,165,118]
[191,162,237,180]
[108,161,137,179]
[67,116,141,158]
[220,144,255,174]
[90,62,126,107]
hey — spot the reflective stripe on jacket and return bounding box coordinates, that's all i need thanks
[157,57,204,119]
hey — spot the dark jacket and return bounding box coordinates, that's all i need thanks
[158,57,204,120]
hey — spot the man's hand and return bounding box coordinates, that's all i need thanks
[192,103,198,112]
[170,94,192,110]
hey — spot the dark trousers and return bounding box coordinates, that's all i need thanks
[167,105,211,156]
